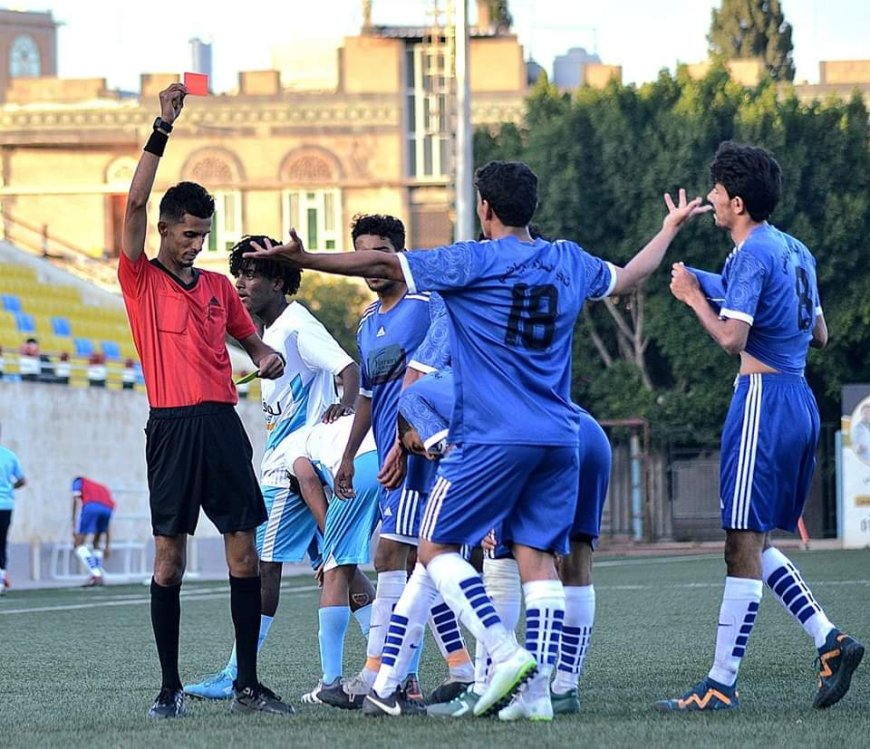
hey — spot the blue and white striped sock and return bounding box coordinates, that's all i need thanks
[523,580,565,697]
[708,577,763,687]
[427,552,515,664]
[762,547,834,648]
[552,584,595,695]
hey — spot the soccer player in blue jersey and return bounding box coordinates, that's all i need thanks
[657,142,864,712]
[315,214,442,710]
[245,160,707,719]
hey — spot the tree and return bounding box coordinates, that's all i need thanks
[295,272,373,361]
[708,0,795,82]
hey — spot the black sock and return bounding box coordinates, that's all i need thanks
[150,578,182,691]
[230,574,261,691]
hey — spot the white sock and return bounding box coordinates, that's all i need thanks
[472,638,488,696]
[427,552,515,664]
[552,584,595,695]
[75,544,102,577]
[483,557,522,634]
[362,570,406,686]
[0,568,5,586]
[762,547,834,648]
[428,593,474,682]
[93,549,105,576]
[708,577,763,687]
[373,564,438,698]
[523,579,565,698]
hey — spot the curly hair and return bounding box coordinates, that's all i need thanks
[228,235,301,296]
[351,214,406,251]
[474,160,538,227]
[710,142,782,222]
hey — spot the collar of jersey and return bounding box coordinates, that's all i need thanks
[151,258,200,290]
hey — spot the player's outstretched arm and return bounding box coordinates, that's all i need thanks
[122,84,186,262]
[610,189,711,296]
[244,230,404,281]
[811,312,828,349]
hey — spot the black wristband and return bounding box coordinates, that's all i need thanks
[144,130,168,157]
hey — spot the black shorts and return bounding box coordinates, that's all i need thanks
[146,402,267,536]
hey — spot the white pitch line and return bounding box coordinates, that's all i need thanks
[0,584,321,616]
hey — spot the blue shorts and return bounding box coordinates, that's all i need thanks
[77,503,112,535]
[380,485,426,544]
[321,451,381,569]
[422,443,579,555]
[256,484,319,564]
[571,412,612,547]
[720,373,820,533]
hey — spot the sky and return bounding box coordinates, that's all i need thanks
[6,0,869,93]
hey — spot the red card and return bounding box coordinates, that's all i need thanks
[183,72,209,95]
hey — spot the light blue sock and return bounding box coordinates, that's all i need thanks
[409,635,424,676]
[353,603,372,637]
[319,606,351,683]
[226,615,273,678]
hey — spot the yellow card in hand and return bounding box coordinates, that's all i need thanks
[234,370,259,386]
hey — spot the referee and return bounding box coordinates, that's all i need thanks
[119,83,292,718]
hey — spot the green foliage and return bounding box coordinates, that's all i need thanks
[295,271,373,360]
[708,0,795,82]
[477,70,870,444]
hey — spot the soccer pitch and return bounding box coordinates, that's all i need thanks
[2,550,868,748]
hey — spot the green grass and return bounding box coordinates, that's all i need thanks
[2,550,868,748]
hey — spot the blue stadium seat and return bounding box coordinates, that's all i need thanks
[52,317,72,336]
[73,337,94,357]
[101,341,121,360]
[2,294,21,313]
[15,312,35,332]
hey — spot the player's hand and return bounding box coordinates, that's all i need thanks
[378,440,407,490]
[159,83,186,126]
[257,351,285,380]
[244,229,306,265]
[322,403,354,423]
[662,188,712,233]
[335,457,356,499]
[670,262,702,304]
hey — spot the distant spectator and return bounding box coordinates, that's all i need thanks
[0,345,5,380]
[87,352,107,388]
[72,476,116,588]
[19,337,40,381]
[122,358,136,390]
[0,422,26,596]
[55,352,71,385]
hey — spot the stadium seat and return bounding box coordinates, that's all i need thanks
[51,316,72,336]
[101,340,121,360]
[15,312,35,332]
[2,294,21,313]
[73,337,94,357]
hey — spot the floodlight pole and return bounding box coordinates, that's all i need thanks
[454,0,474,241]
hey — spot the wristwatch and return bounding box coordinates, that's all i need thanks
[152,117,173,134]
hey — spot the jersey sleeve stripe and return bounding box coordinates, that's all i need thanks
[720,308,754,325]
[588,261,619,301]
[397,253,417,294]
[423,428,449,452]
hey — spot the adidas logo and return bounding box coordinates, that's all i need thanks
[376,326,386,337]
[383,506,393,517]
[209,296,220,305]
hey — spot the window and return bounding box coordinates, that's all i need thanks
[406,43,452,180]
[206,191,242,253]
[10,35,41,78]
[282,189,340,251]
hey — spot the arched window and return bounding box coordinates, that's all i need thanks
[10,35,41,78]
[280,149,342,251]
[182,151,243,253]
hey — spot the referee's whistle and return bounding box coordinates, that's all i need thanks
[234,370,260,386]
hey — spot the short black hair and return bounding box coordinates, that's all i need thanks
[474,160,538,227]
[709,142,782,222]
[159,181,215,223]
[351,214,406,251]
[228,235,302,296]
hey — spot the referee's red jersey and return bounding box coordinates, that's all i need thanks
[119,252,256,407]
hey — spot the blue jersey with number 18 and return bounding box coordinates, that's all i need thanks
[398,237,616,446]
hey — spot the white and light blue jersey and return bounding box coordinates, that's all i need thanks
[719,224,821,375]
[260,301,355,486]
[399,368,454,454]
[398,237,616,446]
[0,446,24,511]
[358,291,443,462]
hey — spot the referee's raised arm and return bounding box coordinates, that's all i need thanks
[122,83,186,263]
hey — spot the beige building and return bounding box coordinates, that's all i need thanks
[0,7,527,276]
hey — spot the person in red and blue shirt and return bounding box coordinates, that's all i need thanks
[71,476,115,588]
[119,83,291,719]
